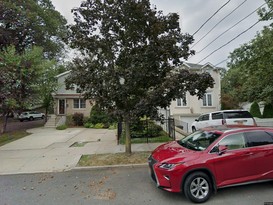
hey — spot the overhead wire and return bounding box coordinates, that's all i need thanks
[196,2,266,54]
[197,19,263,64]
[191,0,248,49]
[192,0,232,36]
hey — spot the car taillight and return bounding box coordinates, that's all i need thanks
[222,119,227,125]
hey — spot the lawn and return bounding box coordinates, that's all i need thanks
[78,151,151,167]
[0,130,30,147]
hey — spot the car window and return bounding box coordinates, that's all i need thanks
[212,112,223,120]
[224,111,253,119]
[179,131,221,151]
[202,114,209,121]
[245,131,273,147]
[219,133,246,150]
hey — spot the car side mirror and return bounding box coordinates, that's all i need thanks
[195,119,199,122]
[218,145,228,155]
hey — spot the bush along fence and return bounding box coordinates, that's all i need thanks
[117,118,176,144]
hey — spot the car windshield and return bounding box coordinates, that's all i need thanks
[178,131,222,151]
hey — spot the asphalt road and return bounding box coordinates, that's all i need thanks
[2,118,45,133]
[0,166,272,205]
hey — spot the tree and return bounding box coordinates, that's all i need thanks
[263,103,273,118]
[0,0,67,60]
[222,1,273,106]
[0,46,48,133]
[249,102,262,118]
[66,0,214,153]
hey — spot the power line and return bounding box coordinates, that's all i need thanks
[192,0,231,36]
[215,59,228,67]
[191,0,248,49]
[197,19,262,64]
[196,2,266,54]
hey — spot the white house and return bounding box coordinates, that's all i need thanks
[47,62,221,128]
[169,62,221,132]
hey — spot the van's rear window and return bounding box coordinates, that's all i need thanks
[224,111,252,119]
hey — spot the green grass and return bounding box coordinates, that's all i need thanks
[78,151,151,167]
[0,130,30,147]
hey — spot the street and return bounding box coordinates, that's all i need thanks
[0,166,272,205]
[1,118,45,133]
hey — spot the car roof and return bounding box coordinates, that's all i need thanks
[200,110,249,116]
[201,125,273,134]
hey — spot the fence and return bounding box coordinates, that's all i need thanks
[117,118,176,144]
[174,118,189,133]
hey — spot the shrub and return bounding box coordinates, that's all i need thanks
[263,103,273,118]
[249,102,262,118]
[94,123,104,129]
[72,113,84,126]
[66,115,74,126]
[56,124,67,130]
[84,122,94,128]
[89,104,115,124]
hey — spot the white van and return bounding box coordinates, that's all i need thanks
[191,110,257,132]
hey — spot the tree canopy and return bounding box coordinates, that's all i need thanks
[66,0,214,153]
[0,0,68,60]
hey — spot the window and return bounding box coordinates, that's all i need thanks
[219,133,246,150]
[199,114,209,121]
[245,131,273,147]
[73,99,86,109]
[202,93,212,106]
[224,111,253,119]
[177,97,187,107]
[212,112,223,120]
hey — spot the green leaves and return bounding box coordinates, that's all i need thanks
[67,0,214,121]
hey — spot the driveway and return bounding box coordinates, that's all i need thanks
[1,118,45,133]
[0,127,161,175]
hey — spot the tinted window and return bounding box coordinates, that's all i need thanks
[212,112,223,120]
[245,131,273,147]
[202,114,209,121]
[224,111,252,119]
[219,133,246,150]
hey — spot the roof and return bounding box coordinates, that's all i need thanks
[183,62,223,70]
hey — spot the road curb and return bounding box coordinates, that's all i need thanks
[72,163,148,171]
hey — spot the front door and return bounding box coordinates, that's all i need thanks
[58,99,65,115]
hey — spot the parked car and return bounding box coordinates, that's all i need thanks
[19,111,45,122]
[148,126,273,203]
[191,110,257,132]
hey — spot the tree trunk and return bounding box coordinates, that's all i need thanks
[1,114,8,134]
[124,118,131,154]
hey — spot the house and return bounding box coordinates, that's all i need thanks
[168,62,221,133]
[45,71,93,127]
[47,62,221,128]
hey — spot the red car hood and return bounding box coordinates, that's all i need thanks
[152,141,200,163]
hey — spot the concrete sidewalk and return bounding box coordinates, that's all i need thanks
[0,128,164,175]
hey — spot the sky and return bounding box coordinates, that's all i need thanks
[51,0,271,68]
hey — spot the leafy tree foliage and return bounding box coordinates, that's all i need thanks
[249,102,262,118]
[66,0,214,153]
[222,2,273,106]
[263,103,273,118]
[223,26,273,105]
[0,0,67,59]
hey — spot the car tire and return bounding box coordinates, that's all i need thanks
[29,116,34,121]
[192,126,196,133]
[20,119,23,122]
[184,171,212,203]
[41,115,45,119]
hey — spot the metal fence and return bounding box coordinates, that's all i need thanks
[117,118,176,144]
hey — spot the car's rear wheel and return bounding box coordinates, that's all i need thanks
[29,116,34,121]
[41,115,45,119]
[184,172,212,203]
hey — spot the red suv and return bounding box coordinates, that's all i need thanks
[148,126,273,203]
